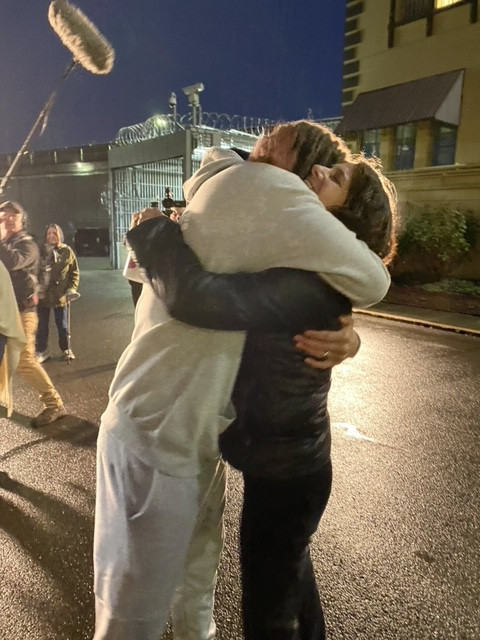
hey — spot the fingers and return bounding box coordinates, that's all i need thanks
[294,334,351,369]
[302,351,348,370]
[293,314,360,370]
[294,331,351,356]
[300,315,353,344]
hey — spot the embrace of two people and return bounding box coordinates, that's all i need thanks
[93,120,397,640]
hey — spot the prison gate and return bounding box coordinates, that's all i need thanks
[108,114,266,268]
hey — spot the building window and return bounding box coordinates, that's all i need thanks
[395,0,429,24]
[341,90,354,105]
[389,0,475,47]
[343,60,359,76]
[342,75,359,90]
[345,17,359,32]
[362,129,380,158]
[394,123,416,170]
[346,1,364,18]
[344,48,356,61]
[432,124,457,166]
[344,31,362,47]
[434,0,463,8]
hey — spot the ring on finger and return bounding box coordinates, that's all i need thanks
[318,351,329,362]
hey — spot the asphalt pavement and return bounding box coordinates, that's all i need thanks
[1,259,479,640]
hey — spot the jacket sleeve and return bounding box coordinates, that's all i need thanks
[0,238,38,272]
[127,217,351,333]
[67,247,80,291]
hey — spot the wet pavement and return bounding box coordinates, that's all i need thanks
[1,259,479,639]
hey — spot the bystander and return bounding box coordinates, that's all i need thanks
[36,223,79,362]
[0,201,67,427]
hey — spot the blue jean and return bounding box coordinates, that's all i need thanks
[36,304,69,352]
[241,461,333,640]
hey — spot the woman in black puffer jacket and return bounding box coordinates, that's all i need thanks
[220,280,348,640]
[129,197,393,640]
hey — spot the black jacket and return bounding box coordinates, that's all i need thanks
[0,230,40,311]
[128,217,351,478]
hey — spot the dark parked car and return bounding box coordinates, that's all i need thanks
[74,227,110,257]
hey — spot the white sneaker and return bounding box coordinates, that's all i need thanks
[63,349,75,361]
[36,350,51,364]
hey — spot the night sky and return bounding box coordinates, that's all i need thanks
[0,0,346,154]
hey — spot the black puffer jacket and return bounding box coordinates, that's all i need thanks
[223,331,334,477]
[0,230,40,311]
[128,217,351,478]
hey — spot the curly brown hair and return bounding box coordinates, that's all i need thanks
[252,120,398,264]
[253,120,350,175]
[289,120,351,178]
[330,156,398,265]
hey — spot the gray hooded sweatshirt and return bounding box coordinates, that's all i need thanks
[100,148,390,477]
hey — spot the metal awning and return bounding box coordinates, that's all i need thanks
[337,70,464,134]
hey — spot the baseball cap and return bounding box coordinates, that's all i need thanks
[0,200,23,214]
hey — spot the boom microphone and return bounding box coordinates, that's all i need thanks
[48,0,115,75]
[0,1,115,196]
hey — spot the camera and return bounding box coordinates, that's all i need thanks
[161,188,186,215]
[182,83,204,97]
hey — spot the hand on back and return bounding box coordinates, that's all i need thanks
[293,315,361,370]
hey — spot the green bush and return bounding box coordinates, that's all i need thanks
[395,204,471,281]
[464,210,480,250]
[422,278,480,296]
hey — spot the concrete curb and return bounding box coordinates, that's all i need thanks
[355,306,480,337]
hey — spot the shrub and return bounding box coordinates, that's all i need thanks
[394,204,471,282]
[464,210,480,250]
[422,278,480,296]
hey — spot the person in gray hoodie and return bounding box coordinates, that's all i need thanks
[93,121,396,640]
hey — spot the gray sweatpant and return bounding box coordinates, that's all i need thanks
[93,429,226,640]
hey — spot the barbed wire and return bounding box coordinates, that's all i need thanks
[114,112,280,146]
[114,112,342,146]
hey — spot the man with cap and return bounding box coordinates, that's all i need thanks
[0,200,66,426]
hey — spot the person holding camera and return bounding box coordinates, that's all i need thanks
[35,223,79,363]
[0,201,66,427]
[123,196,185,307]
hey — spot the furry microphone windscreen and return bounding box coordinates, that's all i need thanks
[48,0,115,75]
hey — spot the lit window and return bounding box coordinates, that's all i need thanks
[395,0,463,24]
[394,124,416,170]
[434,0,463,8]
